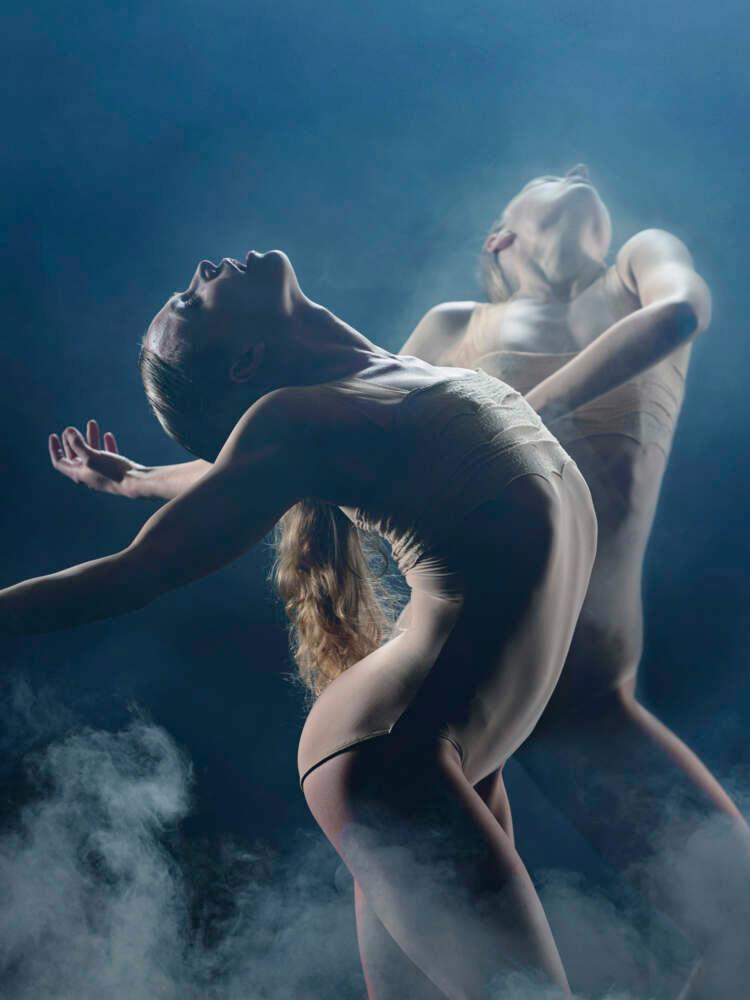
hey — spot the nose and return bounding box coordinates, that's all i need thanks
[565,163,589,180]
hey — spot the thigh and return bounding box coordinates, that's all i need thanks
[476,768,514,847]
[355,881,447,1000]
[304,738,573,998]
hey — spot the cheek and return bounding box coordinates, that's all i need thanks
[209,284,250,324]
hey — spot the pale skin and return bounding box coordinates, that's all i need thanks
[390,165,749,1000]
[14,249,589,998]
[43,172,745,997]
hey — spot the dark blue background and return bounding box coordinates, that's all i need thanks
[1,0,748,867]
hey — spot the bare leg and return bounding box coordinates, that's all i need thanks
[515,685,750,998]
[353,769,515,999]
[476,767,515,847]
[355,881,448,999]
[304,739,571,1000]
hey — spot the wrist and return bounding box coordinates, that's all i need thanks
[120,465,154,500]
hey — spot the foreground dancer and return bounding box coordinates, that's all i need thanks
[8,249,597,998]
[401,166,750,998]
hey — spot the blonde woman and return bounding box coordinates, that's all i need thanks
[400,166,750,999]
[14,249,596,997]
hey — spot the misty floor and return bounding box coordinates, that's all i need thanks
[2,681,746,1000]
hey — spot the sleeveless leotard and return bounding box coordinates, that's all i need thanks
[462,304,691,456]
[298,366,596,785]
[448,302,693,695]
[340,367,570,575]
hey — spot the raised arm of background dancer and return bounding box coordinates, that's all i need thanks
[49,419,211,501]
[399,301,475,361]
[3,390,313,636]
[524,230,712,422]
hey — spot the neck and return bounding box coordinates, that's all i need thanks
[512,243,606,304]
[265,301,389,389]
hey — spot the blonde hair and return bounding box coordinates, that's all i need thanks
[274,501,391,698]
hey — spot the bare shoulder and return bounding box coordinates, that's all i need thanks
[414,300,477,339]
[220,385,341,460]
[615,229,711,333]
[423,300,477,329]
[400,300,477,361]
[615,229,695,293]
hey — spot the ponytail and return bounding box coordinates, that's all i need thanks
[274,500,391,698]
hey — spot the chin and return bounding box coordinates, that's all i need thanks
[564,191,611,252]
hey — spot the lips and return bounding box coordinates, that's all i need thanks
[214,251,261,275]
[221,257,246,273]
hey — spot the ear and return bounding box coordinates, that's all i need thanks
[484,229,516,254]
[229,342,266,384]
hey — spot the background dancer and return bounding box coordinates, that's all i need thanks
[398,165,750,999]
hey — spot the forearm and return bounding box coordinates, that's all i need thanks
[122,459,212,501]
[0,552,153,636]
[525,298,699,421]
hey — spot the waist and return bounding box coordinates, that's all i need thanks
[385,444,574,580]
[362,437,572,585]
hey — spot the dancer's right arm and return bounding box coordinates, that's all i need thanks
[49,419,211,501]
[5,387,321,636]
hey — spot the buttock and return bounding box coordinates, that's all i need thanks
[302,732,469,849]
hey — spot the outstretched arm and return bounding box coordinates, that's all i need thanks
[4,390,312,636]
[525,230,712,421]
[49,419,211,500]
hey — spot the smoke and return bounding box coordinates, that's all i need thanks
[0,714,191,998]
[0,678,748,999]
[0,680,363,1000]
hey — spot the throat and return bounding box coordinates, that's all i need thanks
[517,251,606,304]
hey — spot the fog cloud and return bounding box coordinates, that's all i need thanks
[1,680,748,999]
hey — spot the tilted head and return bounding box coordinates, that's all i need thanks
[140,249,304,459]
[141,249,392,700]
[482,164,612,301]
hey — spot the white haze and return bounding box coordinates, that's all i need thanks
[0,678,749,999]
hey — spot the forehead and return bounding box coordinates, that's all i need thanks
[144,301,185,358]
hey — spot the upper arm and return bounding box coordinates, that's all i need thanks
[399,301,476,362]
[616,229,712,333]
[120,388,317,596]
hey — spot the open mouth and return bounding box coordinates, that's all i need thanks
[218,251,263,274]
[221,257,246,273]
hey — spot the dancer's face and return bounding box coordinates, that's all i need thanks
[145,249,300,364]
[502,164,612,262]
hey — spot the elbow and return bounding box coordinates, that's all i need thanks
[661,298,704,344]
[662,275,712,341]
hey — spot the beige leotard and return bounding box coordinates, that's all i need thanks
[297,365,597,785]
[461,304,691,457]
[453,303,692,696]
